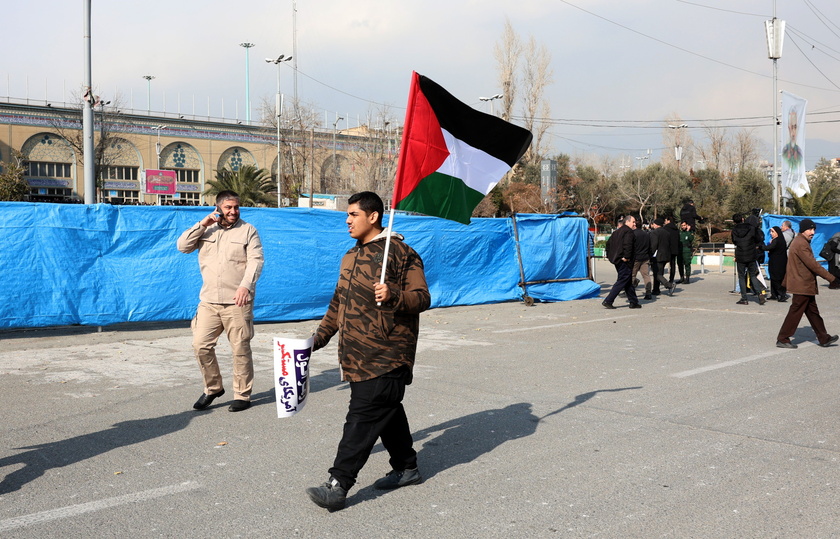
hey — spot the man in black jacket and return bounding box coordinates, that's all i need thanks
[731,213,767,305]
[649,218,676,296]
[664,215,681,285]
[602,215,641,309]
[631,220,653,300]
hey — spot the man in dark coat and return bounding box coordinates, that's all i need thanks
[649,218,676,296]
[776,219,838,348]
[602,215,641,309]
[631,219,653,300]
[731,213,767,305]
[664,216,681,285]
[679,200,702,232]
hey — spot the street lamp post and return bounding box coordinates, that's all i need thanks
[266,54,293,207]
[333,115,344,192]
[239,42,255,124]
[765,13,785,213]
[142,75,155,113]
[151,125,165,168]
[479,93,503,115]
[668,123,688,171]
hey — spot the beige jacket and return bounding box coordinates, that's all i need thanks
[177,219,264,304]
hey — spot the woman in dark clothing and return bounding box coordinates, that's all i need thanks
[763,226,788,301]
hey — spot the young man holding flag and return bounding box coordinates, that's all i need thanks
[306,191,431,511]
[306,73,530,511]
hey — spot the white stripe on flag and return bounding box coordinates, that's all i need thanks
[438,129,512,195]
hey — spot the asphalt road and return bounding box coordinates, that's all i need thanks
[1,260,838,538]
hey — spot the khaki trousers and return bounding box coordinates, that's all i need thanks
[191,301,255,400]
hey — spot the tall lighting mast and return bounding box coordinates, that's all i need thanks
[765,9,785,213]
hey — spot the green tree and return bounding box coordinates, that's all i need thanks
[726,167,772,216]
[204,165,275,207]
[0,150,29,201]
[786,158,840,216]
[690,168,729,241]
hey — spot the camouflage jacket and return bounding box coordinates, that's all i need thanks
[314,231,431,382]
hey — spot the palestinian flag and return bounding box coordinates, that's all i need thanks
[392,72,532,225]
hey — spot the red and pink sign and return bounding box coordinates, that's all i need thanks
[145,169,177,195]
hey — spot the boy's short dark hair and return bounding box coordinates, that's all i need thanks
[348,191,384,226]
[733,213,743,224]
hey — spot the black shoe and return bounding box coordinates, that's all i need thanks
[643,294,652,300]
[818,335,839,347]
[776,341,797,349]
[193,389,225,410]
[759,292,767,306]
[601,301,616,309]
[228,399,251,412]
[736,299,749,305]
[651,290,661,296]
[779,295,790,302]
[768,295,778,301]
[373,468,422,490]
[667,283,675,297]
[306,477,347,511]
[629,303,642,309]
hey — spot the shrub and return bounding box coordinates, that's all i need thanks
[710,231,731,243]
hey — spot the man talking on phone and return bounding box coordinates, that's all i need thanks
[177,190,264,412]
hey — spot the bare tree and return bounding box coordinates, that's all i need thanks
[258,96,323,200]
[519,36,553,167]
[494,19,521,123]
[46,95,137,202]
[341,107,399,198]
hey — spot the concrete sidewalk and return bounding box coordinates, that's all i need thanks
[1,260,839,538]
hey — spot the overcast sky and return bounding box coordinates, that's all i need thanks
[4,1,840,169]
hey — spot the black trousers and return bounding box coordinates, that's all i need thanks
[651,260,671,293]
[329,367,417,490]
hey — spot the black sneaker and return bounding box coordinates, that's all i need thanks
[306,477,347,511]
[628,303,642,309]
[736,299,749,305]
[373,468,423,490]
[776,341,797,349]
[818,335,839,348]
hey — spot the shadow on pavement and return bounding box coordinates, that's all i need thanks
[0,410,197,495]
[352,386,642,506]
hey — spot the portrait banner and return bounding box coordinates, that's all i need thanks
[273,335,313,418]
[780,91,809,197]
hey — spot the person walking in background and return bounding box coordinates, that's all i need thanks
[664,216,680,285]
[731,213,767,306]
[649,218,676,297]
[177,190,264,412]
[678,221,694,284]
[824,229,840,290]
[776,219,838,348]
[762,226,789,301]
[631,218,653,300]
[602,215,641,309]
[780,220,795,248]
[679,199,703,232]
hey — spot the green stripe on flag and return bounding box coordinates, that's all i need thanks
[396,172,485,225]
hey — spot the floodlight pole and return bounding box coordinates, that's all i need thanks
[765,8,784,214]
[82,0,95,204]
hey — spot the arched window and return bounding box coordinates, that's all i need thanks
[21,133,76,202]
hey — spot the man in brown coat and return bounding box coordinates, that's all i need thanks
[776,219,839,349]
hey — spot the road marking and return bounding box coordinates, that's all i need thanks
[663,306,775,315]
[493,314,636,333]
[671,342,816,378]
[0,481,201,532]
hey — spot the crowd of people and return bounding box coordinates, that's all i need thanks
[601,201,700,309]
[602,204,840,349]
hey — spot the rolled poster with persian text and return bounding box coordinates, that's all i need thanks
[273,336,313,418]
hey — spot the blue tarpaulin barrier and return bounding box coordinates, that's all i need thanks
[0,203,599,329]
[762,214,839,272]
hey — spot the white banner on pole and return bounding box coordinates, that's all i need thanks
[273,335,313,418]
[781,90,809,197]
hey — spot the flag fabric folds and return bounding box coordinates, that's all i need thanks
[392,72,533,224]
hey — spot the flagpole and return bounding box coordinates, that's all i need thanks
[378,72,419,305]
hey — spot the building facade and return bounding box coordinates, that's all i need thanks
[0,101,398,206]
